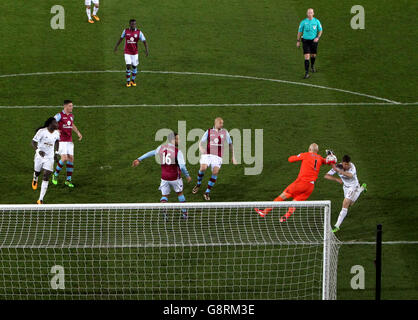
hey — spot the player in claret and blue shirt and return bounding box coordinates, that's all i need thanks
[114,19,149,87]
[132,132,192,219]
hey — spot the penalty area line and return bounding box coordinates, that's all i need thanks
[0,102,416,109]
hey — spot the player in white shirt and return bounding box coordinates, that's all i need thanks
[324,154,367,232]
[31,118,60,204]
[85,0,100,24]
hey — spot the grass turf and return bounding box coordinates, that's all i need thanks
[0,0,417,299]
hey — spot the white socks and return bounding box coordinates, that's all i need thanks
[335,208,348,228]
[39,181,49,201]
[86,8,92,20]
[93,6,99,16]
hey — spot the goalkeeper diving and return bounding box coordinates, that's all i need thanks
[255,143,337,222]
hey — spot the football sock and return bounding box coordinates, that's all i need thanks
[285,207,296,218]
[66,161,73,181]
[86,8,92,20]
[178,195,187,214]
[160,196,168,203]
[54,160,64,177]
[126,69,131,82]
[39,180,49,201]
[196,170,205,186]
[93,6,99,16]
[205,175,217,193]
[335,208,348,228]
[33,172,39,182]
[310,56,316,67]
[262,193,288,215]
[273,195,285,202]
[304,59,310,73]
[132,67,137,81]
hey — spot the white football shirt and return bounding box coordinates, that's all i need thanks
[32,128,60,159]
[327,162,359,188]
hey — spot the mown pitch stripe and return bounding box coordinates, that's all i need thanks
[0,102,416,109]
[0,69,402,104]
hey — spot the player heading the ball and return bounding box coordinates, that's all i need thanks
[132,131,191,219]
[114,19,149,87]
[85,0,100,24]
[192,117,238,201]
[52,100,83,188]
[324,155,368,233]
[31,118,60,204]
[255,144,336,222]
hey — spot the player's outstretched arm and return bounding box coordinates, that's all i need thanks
[288,154,303,162]
[132,149,157,167]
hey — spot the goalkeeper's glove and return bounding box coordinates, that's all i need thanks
[326,149,334,156]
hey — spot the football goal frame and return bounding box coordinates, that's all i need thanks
[0,201,340,300]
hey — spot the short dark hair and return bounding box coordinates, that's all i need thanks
[167,131,178,142]
[63,100,72,105]
[129,19,136,24]
[342,155,351,163]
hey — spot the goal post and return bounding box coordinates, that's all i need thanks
[0,201,341,300]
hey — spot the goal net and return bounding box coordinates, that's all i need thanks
[0,201,340,300]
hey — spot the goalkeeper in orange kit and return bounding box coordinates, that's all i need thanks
[255,143,336,222]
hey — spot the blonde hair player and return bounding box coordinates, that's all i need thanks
[255,143,336,222]
[85,0,100,24]
[324,154,368,233]
[192,117,237,201]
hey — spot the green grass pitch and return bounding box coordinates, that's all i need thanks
[0,0,417,299]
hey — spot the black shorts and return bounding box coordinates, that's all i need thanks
[302,38,318,54]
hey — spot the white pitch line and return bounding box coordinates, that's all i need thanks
[342,241,418,245]
[1,102,416,109]
[0,69,402,104]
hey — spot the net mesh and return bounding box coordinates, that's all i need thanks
[0,202,340,300]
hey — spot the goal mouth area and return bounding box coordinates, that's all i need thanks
[0,201,339,300]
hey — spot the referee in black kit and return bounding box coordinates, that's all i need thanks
[297,8,323,79]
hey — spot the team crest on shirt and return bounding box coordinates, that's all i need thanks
[134,34,137,38]
[313,26,316,30]
[220,134,224,139]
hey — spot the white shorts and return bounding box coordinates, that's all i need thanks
[85,0,99,5]
[34,155,54,173]
[124,54,139,67]
[159,178,183,195]
[58,142,74,156]
[200,154,223,170]
[344,185,363,203]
